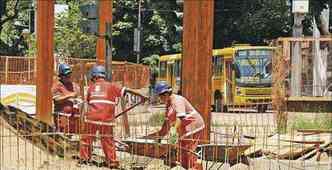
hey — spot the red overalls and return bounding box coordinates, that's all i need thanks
[79,79,124,166]
[159,94,205,170]
[52,80,80,133]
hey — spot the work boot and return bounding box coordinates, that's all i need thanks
[76,159,91,167]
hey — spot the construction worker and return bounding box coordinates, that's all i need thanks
[79,65,147,168]
[145,82,205,170]
[52,63,81,133]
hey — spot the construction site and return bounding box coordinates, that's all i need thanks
[1,0,332,170]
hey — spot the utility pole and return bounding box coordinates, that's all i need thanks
[291,0,308,96]
[134,0,142,64]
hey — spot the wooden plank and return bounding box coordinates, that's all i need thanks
[246,134,332,160]
[287,96,332,101]
[36,0,54,125]
[96,0,113,64]
[297,129,332,133]
[277,37,332,42]
[183,0,214,143]
[0,103,79,158]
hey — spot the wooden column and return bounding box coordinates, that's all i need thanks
[36,0,54,125]
[96,0,113,64]
[182,0,214,142]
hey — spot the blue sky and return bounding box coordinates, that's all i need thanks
[55,4,68,14]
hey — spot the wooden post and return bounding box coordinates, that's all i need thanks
[36,0,54,125]
[96,0,113,64]
[182,0,214,143]
[313,15,328,96]
[273,46,288,133]
[291,13,304,96]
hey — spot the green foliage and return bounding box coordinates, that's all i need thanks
[215,0,292,47]
[54,1,97,58]
[0,0,32,55]
[290,114,332,130]
[1,0,332,59]
[112,0,179,62]
[142,54,159,75]
[25,33,36,57]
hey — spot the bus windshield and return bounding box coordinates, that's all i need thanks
[234,49,272,87]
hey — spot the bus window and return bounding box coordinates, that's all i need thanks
[174,60,181,78]
[159,61,167,78]
[234,49,272,86]
[213,56,223,77]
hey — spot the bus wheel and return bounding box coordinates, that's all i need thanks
[257,105,267,113]
[222,105,228,113]
[211,105,215,112]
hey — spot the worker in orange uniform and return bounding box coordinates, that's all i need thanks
[145,82,205,170]
[79,65,147,168]
[52,63,81,134]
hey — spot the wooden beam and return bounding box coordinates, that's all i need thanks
[36,0,54,125]
[286,96,332,112]
[96,0,113,64]
[297,129,332,133]
[182,0,214,143]
[277,37,332,42]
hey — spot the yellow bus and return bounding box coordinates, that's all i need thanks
[157,45,274,112]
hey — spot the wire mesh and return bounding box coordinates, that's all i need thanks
[1,38,332,169]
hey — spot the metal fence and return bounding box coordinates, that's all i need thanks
[2,100,332,170]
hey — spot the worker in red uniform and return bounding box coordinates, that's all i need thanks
[52,63,81,134]
[145,82,205,170]
[79,65,147,168]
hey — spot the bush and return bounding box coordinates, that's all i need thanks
[290,113,332,130]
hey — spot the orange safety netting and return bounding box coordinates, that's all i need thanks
[0,56,150,90]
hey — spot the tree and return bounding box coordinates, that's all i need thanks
[112,0,179,62]
[213,0,332,48]
[2,0,331,59]
[54,1,97,58]
[0,0,32,55]
[214,0,292,48]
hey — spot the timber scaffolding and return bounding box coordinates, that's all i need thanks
[1,39,332,170]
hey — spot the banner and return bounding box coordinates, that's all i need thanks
[0,85,36,115]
